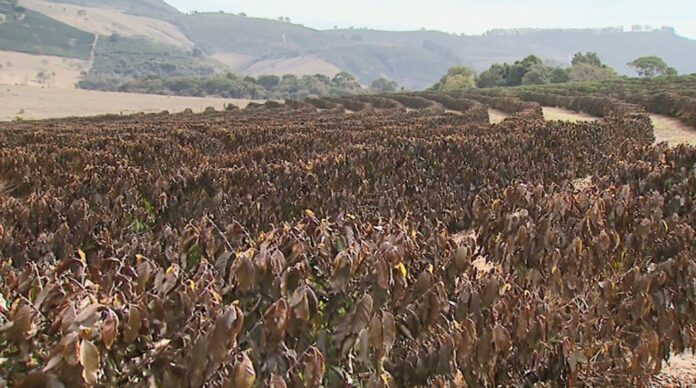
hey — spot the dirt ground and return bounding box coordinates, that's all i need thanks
[0,85,252,121]
[651,114,696,146]
[488,108,508,124]
[488,107,599,124]
[542,106,599,122]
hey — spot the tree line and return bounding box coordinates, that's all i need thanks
[431,53,679,91]
[80,71,401,100]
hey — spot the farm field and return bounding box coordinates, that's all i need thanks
[0,85,252,121]
[1,87,696,387]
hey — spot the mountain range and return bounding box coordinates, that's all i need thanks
[2,0,696,89]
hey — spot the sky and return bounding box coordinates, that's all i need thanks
[166,0,696,39]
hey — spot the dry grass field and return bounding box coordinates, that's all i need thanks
[0,85,252,121]
[0,50,88,88]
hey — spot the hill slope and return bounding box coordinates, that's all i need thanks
[0,0,94,59]
[18,0,193,48]
[184,15,696,89]
[35,0,179,20]
[4,0,696,89]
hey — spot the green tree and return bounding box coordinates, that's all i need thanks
[505,55,543,86]
[521,64,550,85]
[370,77,398,93]
[569,63,617,82]
[628,56,670,77]
[476,63,508,88]
[332,71,361,89]
[665,67,678,76]
[257,74,280,90]
[571,52,604,68]
[433,66,476,91]
[550,68,570,83]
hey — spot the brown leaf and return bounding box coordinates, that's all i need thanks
[301,347,325,387]
[263,299,290,346]
[59,303,77,334]
[330,251,353,293]
[188,336,209,388]
[15,372,65,388]
[123,305,142,344]
[334,293,374,357]
[61,332,81,366]
[236,252,256,293]
[5,304,32,343]
[382,312,396,356]
[359,328,370,364]
[232,352,256,388]
[79,339,100,386]
[208,305,243,365]
[269,374,288,388]
[492,323,511,355]
[289,286,311,322]
[136,259,153,292]
[100,309,119,351]
[73,303,102,329]
[33,283,57,310]
[368,314,383,350]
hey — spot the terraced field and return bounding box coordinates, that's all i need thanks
[1,90,696,387]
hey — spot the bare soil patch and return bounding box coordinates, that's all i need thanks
[488,108,508,124]
[651,114,696,146]
[542,107,598,122]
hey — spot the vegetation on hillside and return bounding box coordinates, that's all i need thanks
[430,52,683,92]
[0,0,94,59]
[85,70,395,99]
[78,34,221,90]
[472,52,617,89]
[37,0,180,21]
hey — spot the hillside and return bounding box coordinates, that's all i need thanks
[0,0,94,59]
[175,13,696,89]
[18,0,193,48]
[78,35,223,90]
[35,0,179,20]
[3,0,696,89]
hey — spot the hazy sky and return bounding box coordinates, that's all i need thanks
[167,0,696,39]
